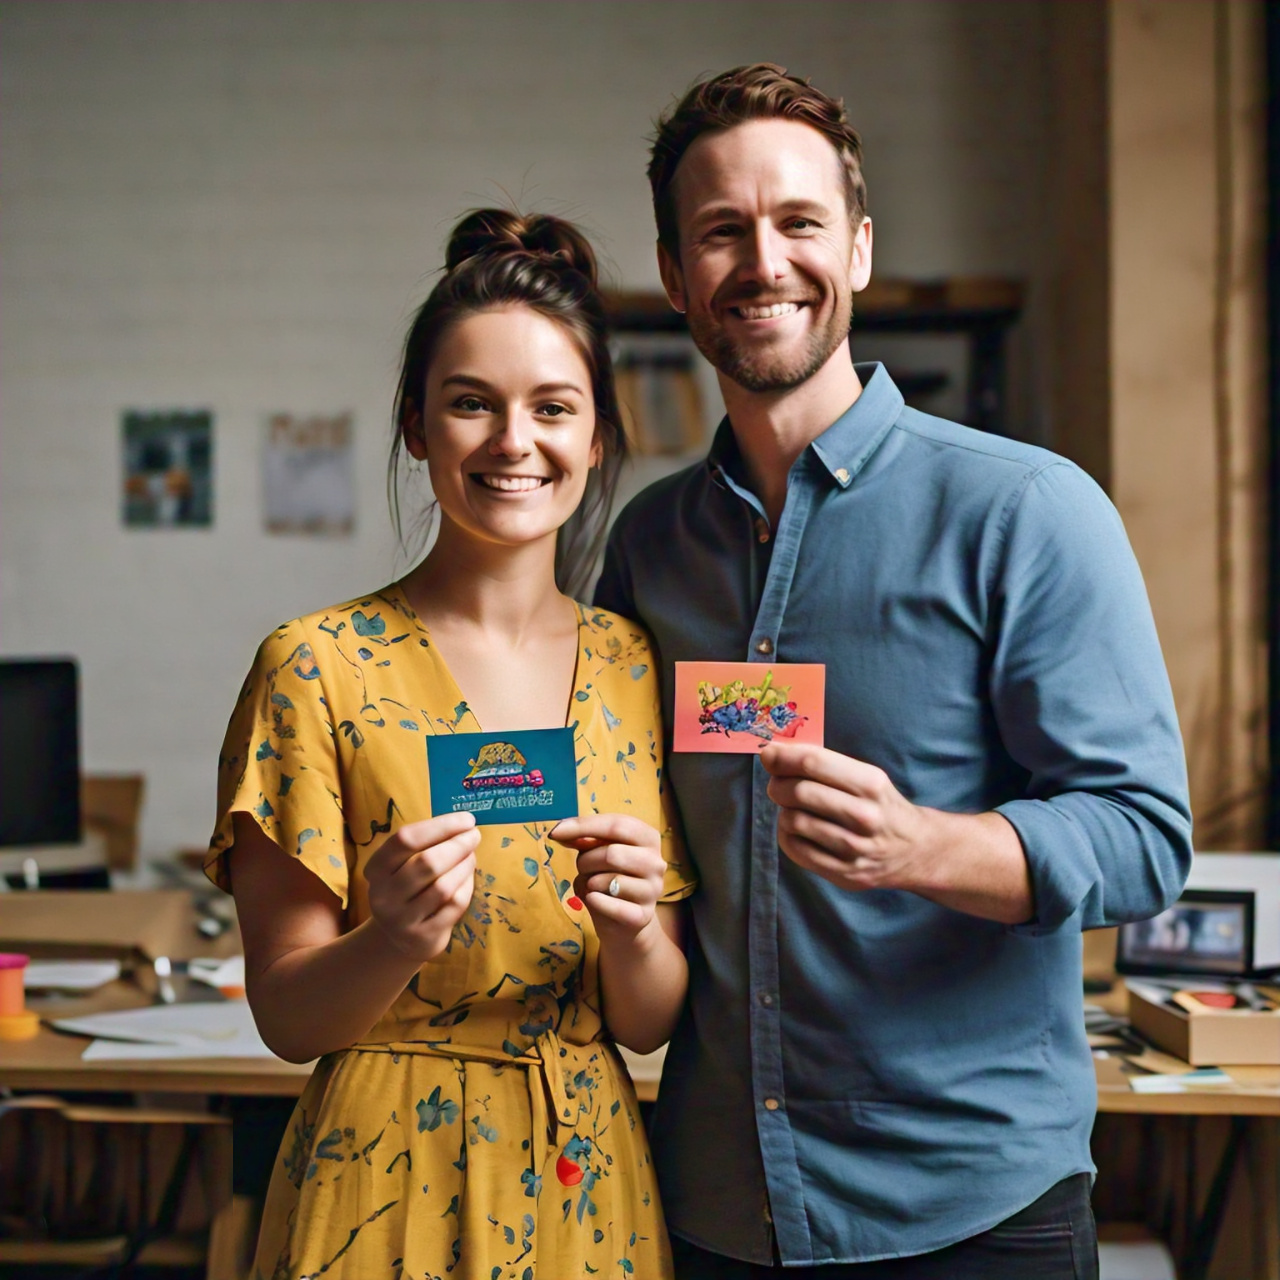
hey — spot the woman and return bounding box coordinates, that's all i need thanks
[207,209,693,1279]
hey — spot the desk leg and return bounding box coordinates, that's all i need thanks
[1181,1113,1249,1280]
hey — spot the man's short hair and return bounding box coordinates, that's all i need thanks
[648,62,868,258]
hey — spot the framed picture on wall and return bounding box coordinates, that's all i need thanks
[122,410,213,528]
[262,412,355,536]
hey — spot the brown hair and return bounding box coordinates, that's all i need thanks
[388,209,628,599]
[648,62,868,257]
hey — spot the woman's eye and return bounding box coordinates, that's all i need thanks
[453,395,487,413]
[538,403,571,418]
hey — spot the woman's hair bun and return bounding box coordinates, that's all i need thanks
[444,208,599,288]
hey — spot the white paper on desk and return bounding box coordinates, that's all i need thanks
[1129,1068,1233,1094]
[24,960,122,991]
[52,999,277,1060]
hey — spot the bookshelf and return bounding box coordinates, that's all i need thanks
[604,277,1025,438]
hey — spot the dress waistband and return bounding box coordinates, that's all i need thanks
[347,1031,587,1153]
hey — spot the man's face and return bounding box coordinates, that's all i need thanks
[659,118,871,394]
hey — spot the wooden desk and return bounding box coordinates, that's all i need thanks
[0,888,311,1096]
[5,899,1275,1280]
[1089,979,1280,1280]
[0,1022,310,1097]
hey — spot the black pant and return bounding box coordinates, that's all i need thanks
[671,1173,1098,1280]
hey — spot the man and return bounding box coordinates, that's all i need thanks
[595,64,1191,1279]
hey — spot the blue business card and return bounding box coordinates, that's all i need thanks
[426,727,579,826]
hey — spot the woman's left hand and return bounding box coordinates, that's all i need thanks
[551,814,665,940]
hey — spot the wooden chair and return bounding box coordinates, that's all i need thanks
[0,1092,230,1272]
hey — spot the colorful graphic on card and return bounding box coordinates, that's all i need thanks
[426,727,578,825]
[673,661,825,753]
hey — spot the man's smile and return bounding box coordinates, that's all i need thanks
[731,301,804,320]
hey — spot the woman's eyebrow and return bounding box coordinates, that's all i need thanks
[441,374,585,397]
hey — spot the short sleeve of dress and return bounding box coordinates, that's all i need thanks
[205,618,351,906]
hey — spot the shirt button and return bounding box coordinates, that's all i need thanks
[759,992,774,1007]
[756,638,774,655]
[763,1097,781,1111]
[754,517,770,544]
[835,467,850,484]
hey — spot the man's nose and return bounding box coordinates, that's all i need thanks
[489,411,532,457]
[742,223,787,286]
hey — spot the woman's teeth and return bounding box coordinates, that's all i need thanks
[476,474,546,491]
[735,302,800,320]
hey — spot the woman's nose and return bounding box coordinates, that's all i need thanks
[489,412,532,457]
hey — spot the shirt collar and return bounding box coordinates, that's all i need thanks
[705,363,904,492]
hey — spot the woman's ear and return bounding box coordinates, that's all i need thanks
[589,427,604,469]
[402,404,427,461]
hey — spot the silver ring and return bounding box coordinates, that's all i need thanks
[607,876,621,898]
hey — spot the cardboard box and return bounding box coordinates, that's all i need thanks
[1127,980,1280,1065]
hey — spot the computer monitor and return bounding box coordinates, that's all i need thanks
[1116,888,1255,978]
[0,659,81,846]
[0,659,107,888]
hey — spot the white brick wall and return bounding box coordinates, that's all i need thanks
[0,0,1051,861]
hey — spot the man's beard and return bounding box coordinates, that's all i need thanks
[686,295,852,393]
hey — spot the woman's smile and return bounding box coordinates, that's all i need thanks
[471,472,552,493]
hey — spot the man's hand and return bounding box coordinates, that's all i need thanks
[761,742,934,893]
[551,814,667,945]
[363,812,480,962]
[760,742,1033,924]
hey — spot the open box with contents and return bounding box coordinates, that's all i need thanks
[1126,980,1280,1065]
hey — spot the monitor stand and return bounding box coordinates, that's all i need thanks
[0,828,110,890]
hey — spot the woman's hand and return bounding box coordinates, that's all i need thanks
[552,814,666,943]
[551,813,686,1053]
[364,811,480,963]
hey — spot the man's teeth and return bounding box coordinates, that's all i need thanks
[736,302,800,320]
[478,475,546,491]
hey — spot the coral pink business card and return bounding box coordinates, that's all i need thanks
[672,661,825,753]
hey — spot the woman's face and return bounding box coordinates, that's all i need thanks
[407,305,601,555]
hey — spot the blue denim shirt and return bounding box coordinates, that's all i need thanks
[595,365,1191,1265]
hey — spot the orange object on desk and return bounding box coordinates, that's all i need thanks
[0,953,39,1040]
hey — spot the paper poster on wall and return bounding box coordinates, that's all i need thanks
[122,410,213,527]
[262,412,355,536]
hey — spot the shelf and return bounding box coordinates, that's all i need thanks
[604,278,1024,436]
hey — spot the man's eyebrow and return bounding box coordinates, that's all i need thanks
[689,204,745,227]
[441,374,585,396]
[690,198,836,227]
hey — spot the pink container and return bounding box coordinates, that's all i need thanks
[0,953,29,1017]
[0,953,38,1039]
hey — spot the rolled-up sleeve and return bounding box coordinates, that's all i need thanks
[990,462,1192,932]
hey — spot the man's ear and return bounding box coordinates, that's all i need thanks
[849,217,873,294]
[657,241,687,314]
[402,405,427,461]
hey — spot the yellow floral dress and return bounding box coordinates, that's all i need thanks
[206,585,694,1280]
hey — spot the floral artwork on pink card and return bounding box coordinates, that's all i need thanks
[672,661,825,753]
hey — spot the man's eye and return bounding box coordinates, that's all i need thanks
[789,218,815,231]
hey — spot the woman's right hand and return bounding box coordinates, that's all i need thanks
[363,811,480,963]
